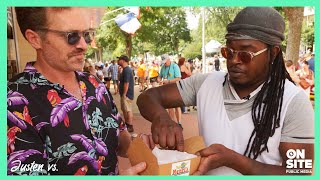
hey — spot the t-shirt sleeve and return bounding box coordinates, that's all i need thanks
[174,64,181,78]
[159,66,163,78]
[281,91,314,143]
[123,68,131,83]
[97,70,103,76]
[176,73,209,106]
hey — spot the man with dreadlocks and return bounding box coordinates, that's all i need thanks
[137,7,314,175]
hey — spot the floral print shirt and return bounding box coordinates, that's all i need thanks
[7,62,126,175]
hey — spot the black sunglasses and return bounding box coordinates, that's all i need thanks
[38,28,94,45]
[221,47,268,64]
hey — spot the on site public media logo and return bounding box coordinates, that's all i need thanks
[285,149,312,174]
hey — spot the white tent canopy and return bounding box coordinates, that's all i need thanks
[204,39,222,53]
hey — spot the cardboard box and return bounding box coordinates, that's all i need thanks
[127,136,206,176]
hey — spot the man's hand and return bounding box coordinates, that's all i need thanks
[140,133,155,150]
[193,144,235,175]
[151,117,184,151]
[119,162,147,175]
[162,79,170,84]
[136,82,186,152]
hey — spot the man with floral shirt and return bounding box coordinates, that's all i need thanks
[7,7,151,175]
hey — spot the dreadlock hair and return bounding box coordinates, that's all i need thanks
[244,45,294,159]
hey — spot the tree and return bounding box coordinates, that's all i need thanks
[204,7,242,44]
[182,7,241,59]
[182,29,202,59]
[94,7,191,59]
[94,7,128,60]
[283,7,304,62]
[301,7,314,52]
[132,7,191,56]
[301,23,314,51]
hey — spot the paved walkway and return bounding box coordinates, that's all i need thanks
[109,83,200,170]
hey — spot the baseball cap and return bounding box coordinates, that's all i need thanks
[117,55,129,62]
[94,62,103,67]
[161,54,170,64]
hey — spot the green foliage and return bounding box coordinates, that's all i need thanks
[182,7,242,59]
[182,40,202,59]
[134,7,191,55]
[85,45,97,59]
[274,7,288,51]
[182,30,202,59]
[94,7,127,59]
[96,7,191,58]
[301,23,314,50]
[204,7,242,44]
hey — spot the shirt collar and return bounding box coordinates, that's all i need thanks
[225,74,264,103]
[21,61,86,91]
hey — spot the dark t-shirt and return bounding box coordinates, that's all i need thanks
[308,58,314,72]
[214,58,220,71]
[214,58,220,67]
[119,66,134,100]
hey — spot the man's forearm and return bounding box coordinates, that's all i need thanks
[169,77,181,83]
[229,151,287,175]
[137,88,170,123]
[137,84,182,123]
[122,83,129,96]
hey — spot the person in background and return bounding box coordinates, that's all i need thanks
[214,54,220,71]
[137,7,314,175]
[308,53,314,72]
[95,62,104,82]
[8,7,150,175]
[157,54,182,128]
[187,59,195,73]
[178,57,192,114]
[307,53,315,95]
[130,61,138,85]
[83,58,96,75]
[137,59,148,92]
[295,60,314,95]
[284,60,299,85]
[108,60,119,95]
[297,55,306,70]
[148,60,159,88]
[117,65,123,88]
[118,55,135,133]
[103,62,111,90]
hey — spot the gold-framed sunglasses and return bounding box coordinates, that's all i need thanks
[221,47,268,63]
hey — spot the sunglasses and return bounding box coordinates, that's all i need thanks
[221,47,268,63]
[38,28,94,45]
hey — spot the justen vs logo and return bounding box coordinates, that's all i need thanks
[286,149,312,174]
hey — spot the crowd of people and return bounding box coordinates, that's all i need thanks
[82,54,208,128]
[285,52,315,98]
